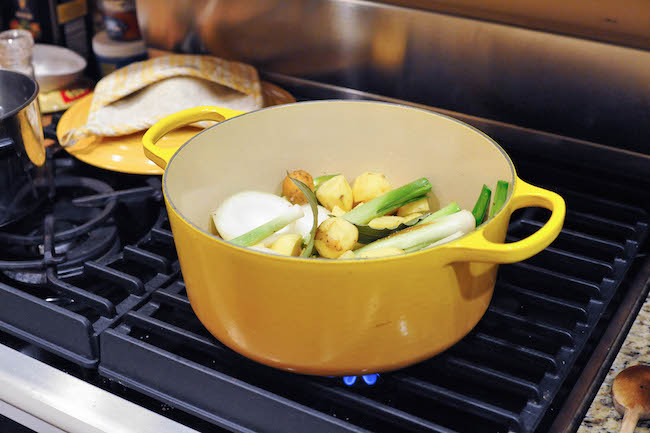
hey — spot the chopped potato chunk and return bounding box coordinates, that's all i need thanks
[282,170,314,205]
[314,217,358,258]
[330,205,346,217]
[368,216,404,229]
[352,172,392,204]
[316,175,353,212]
[397,198,430,216]
[270,234,303,256]
[337,250,357,259]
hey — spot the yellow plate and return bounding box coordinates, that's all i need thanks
[57,82,295,175]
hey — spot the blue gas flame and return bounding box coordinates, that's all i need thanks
[362,374,379,385]
[342,374,379,386]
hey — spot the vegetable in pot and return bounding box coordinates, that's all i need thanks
[417,202,460,225]
[230,205,304,247]
[352,172,393,204]
[355,210,475,254]
[212,191,299,245]
[270,234,303,256]
[403,230,466,253]
[316,174,354,212]
[342,178,432,226]
[368,216,404,229]
[402,212,424,223]
[471,185,492,227]
[397,197,429,216]
[355,212,430,244]
[338,250,357,260]
[330,205,346,217]
[287,174,321,257]
[314,174,339,191]
[282,170,315,205]
[212,171,511,259]
[293,203,330,239]
[314,217,359,258]
[489,180,509,218]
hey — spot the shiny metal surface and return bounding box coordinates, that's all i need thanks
[0,70,48,227]
[376,0,650,50]
[0,344,200,433]
[136,0,650,153]
[264,73,650,180]
[0,400,68,433]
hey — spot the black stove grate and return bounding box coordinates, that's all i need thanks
[1,115,649,432]
[0,200,179,368]
[98,168,648,433]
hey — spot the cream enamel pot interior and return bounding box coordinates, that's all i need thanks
[142,101,565,376]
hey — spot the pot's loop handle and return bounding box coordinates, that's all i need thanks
[445,179,565,264]
[142,106,245,169]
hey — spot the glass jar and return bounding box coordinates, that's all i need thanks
[0,29,35,78]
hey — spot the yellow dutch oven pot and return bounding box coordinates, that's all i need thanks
[142,101,565,376]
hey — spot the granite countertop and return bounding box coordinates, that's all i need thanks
[578,295,650,432]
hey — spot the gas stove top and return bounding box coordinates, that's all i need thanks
[1,83,649,433]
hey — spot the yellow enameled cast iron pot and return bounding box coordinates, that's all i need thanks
[142,101,565,376]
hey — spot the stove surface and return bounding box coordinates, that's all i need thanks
[1,89,649,433]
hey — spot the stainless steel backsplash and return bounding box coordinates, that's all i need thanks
[135,0,650,152]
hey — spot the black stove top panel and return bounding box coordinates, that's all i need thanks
[0,116,648,433]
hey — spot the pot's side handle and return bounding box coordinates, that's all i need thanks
[142,106,245,169]
[443,179,566,264]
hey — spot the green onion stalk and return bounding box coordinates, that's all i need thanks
[403,230,466,253]
[342,178,432,226]
[417,202,461,225]
[230,206,304,247]
[488,181,509,219]
[355,210,475,254]
[471,185,492,227]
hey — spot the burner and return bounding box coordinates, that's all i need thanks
[0,176,120,284]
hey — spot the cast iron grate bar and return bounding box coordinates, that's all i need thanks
[521,219,624,250]
[442,356,541,401]
[506,262,602,299]
[100,329,374,433]
[153,285,192,309]
[46,268,117,316]
[84,261,146,296]
[125,310,222,354]
[124,245,170,273]
[0,205,180,368]
[496,281,588,322]
[485,306,574,345]
[471,333,559,371]
[304,380,458,433]
[390,374,521,427]
[151,227,175,244]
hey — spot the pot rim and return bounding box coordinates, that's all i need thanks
[162,99,517,263]
[0,70,39,121]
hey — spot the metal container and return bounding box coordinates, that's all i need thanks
[0,70,48,227]
[142,102,565,375]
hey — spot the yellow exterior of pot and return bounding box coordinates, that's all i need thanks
[143,103,565,376]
